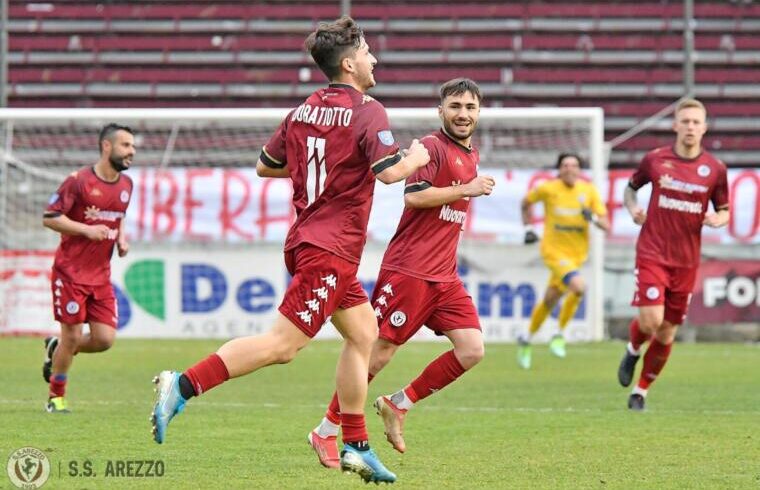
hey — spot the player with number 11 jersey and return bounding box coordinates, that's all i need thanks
[150,17,430,485]
[261,83,400,265]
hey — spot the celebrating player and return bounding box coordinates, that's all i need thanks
[516,153,609,369]
[41,123,134,413]
[617,98,729,410]
[150,17,429,484]
[307,78,494,466]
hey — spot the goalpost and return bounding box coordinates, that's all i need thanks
[0,107,605,341]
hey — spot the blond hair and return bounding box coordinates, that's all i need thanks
[675,98,707,117]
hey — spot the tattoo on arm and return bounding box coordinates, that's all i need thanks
[623,185,638,212]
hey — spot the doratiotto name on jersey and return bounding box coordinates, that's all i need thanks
[658,195,703,214]
[439,204,467,225]
[291,104,353,127]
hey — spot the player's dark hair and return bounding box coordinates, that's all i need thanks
[98,123,134,153]
[304,16,364,81]
[439,78,482,104]
[555,152,584,169]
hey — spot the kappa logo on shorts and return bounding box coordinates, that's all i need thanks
[646,287,660,300]
[390,311,407,327]
[66,301,80,315]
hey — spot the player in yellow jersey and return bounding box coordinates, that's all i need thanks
[517,153,609,369]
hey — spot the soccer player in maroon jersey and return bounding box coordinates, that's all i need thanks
[617,99,729,411]
[307,78,495,466]
[41,123,135,413]
[150,17,429,483]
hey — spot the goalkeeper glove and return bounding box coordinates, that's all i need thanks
[524,225,539,244]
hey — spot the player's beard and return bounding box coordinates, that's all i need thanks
[109,152,130,172]
[359,70,375,91]
[444,119,475,143]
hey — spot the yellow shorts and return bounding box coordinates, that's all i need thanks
[543,255,583,290]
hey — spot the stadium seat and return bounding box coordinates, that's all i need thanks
[7,0,760,167]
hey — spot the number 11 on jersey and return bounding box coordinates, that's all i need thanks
[306,136,327,206]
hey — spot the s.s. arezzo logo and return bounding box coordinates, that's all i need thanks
[7,447,50,489]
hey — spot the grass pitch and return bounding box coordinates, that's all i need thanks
[1,338,758,489]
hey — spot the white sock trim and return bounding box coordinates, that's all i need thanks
[389,390,414,411]
[315,417,339,438]
[632,386,648,397]
[627,342,641,356]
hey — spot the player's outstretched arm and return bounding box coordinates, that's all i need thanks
[703,208,730,228]
[256,158,290,178]
[623,185,646,225]
[405,175,495,209]
[376,139,430,184]
[43,214,110,241]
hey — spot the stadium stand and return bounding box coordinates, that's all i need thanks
[6,0,760,166]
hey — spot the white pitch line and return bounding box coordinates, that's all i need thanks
[1,398,759,415]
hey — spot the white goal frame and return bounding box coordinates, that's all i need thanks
[0,107,605,340]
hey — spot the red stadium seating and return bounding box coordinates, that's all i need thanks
[7,0,760,167]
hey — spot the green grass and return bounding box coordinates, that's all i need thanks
[1,338,759,489]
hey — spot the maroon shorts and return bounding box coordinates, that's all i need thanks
[372,269,480,345]
[631,258,698,325]
[51,270,118,328]
[279,244,368,337]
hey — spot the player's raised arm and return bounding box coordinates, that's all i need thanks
[374,139,430,184]
[256,119,291,178]
[256,157,290,178]
[405,174,494,209]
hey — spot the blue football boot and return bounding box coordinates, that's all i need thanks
[151,371,187,444]
[340,444,397,484]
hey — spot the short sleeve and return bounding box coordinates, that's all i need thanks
[403,136,443,194]
[45,174,79,216]
[589,185,607,216]
[260,112,292,169]
[711,163,729,211]
[629,153,653,190]
[525,181,548,204]
[357,102,401,174]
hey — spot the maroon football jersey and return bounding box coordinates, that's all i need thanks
[381,130,479,282]
[46,166,133,285]
[260,84,401,264]
[630,146,729,268]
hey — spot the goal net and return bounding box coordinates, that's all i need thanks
[0,107,605,341]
